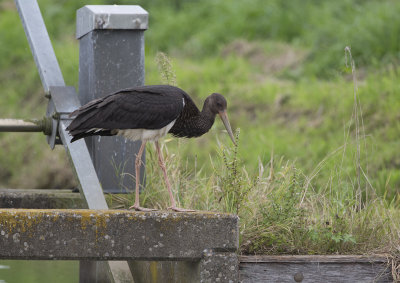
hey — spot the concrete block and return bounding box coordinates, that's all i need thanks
[0,209,238,261]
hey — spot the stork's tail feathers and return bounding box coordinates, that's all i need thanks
[68,129,114,142]
[67,98,114,142]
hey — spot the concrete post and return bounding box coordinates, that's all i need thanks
[76,5,148,193]
[199,250,239,283]
[128,252,240,283]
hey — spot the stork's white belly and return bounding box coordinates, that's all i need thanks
[117,120,176,142]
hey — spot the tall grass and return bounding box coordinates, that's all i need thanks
[111,132,400,277]
[109,128,399,256]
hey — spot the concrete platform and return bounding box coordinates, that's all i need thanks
[0,209,238,261]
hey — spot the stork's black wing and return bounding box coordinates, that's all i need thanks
[67,85,194,142]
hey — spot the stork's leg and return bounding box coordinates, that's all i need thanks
[155,141,195,212]
[129,141,156,211]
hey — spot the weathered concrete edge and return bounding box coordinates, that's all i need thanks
[0,209,239,260]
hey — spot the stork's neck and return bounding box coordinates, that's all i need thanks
[182,102,217,137]
[168,97,218,138]
[199,103,217,131]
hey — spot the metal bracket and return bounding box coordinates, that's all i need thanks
[46,86,80,149]
[45,99,58,149]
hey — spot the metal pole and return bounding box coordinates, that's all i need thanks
[75,5,148,282]
[0,119,46,133]
[76,5,148,193]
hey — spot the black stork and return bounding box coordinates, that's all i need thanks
[67,85,235,212]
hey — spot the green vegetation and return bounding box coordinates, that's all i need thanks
[0,0,399,263]
[0,260,78,283]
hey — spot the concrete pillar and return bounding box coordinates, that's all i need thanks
[199,250,239,283]
[76,5,148,193]
[128,252,240,283]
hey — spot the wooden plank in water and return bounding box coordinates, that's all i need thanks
[239,255,392,283]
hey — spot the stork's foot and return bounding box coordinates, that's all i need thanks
[129,205,157,212]
[168,206,195,212]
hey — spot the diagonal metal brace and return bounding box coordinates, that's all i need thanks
[49,86,108,209]
[14,1,105,207]
[15,0,65,94]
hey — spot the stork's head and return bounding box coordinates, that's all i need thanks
[206,93,236,145]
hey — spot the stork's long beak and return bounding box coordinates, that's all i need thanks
[219,110,236,145]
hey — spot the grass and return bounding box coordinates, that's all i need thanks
[108,128,399,256]
[0,0,399,266]
[143,51,400,202]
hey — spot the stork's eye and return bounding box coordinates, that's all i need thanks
[217,102,222,108]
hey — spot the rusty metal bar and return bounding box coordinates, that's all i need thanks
[0,118,51,134]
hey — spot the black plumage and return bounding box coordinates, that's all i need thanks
[68,85,184,141]
[67,85,235,211]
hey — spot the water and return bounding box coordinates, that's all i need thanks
[0,261,78,283]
